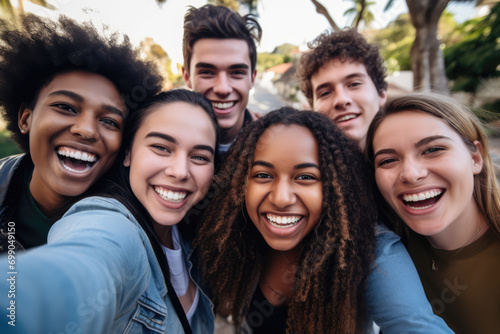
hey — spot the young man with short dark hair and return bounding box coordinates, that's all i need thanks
[182,5,262,155]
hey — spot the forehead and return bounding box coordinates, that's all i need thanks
[140,101,215,139]
[190,38,251,69]
[255,124,319,161]
[311,59,370,86]
[374,111,458,144]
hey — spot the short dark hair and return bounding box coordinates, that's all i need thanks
[0,14,164,152]
[298,28,387,107]
[182,4,262,73]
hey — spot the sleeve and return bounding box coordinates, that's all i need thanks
[366,224,454,334]
[0,197,151,334]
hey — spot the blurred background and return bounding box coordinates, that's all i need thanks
[1,0,499,158]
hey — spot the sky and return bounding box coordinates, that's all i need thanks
[19,0,476,72]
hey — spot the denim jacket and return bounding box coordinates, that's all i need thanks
[0,196,214,333]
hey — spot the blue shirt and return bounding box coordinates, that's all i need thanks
[0,196,214,333]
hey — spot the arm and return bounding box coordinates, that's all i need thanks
[0,197,151,334]
[366,224,454,333]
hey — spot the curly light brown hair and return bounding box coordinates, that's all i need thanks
[195,107,378,333]
[298,28,387,108]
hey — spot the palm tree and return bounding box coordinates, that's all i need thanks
[344,0,376,29]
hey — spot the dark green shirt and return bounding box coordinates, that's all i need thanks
[12,167,54,248]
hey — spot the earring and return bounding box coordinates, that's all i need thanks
[20,129,25,133]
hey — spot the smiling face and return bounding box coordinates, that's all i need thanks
[311,59,386,150]
[124,101,216,229]
[183,38,256,144]
[373,111,483,247]
[245,124,323,251]
[20,71,125,214]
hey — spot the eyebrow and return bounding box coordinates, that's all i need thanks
[251,161,320,170]
[48,90,125,118]
[195,62,250,70]
[145,132,214,154]
[373,135,452,159]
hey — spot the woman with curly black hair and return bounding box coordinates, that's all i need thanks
[0,14,163,252]
[196,107,453,333]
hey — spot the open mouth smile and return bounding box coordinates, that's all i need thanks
[266,213,302,229]
[335,114,358,123]
[401,189,444,210]
[212,101,235,110]
[154,186,188,203]
[57,146,98,173]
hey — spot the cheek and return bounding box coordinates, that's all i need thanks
[196,166,215,193]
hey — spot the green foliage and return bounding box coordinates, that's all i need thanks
[0,128,21,159]
[371,10,458,74]
[344,0,376,29]
[257,52,286,72]
[445,3,500,93]
[272,43,298,55]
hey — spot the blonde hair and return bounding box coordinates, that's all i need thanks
[366,92,500,240]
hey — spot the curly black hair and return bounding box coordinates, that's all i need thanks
[298,28,387,107]
[0,14,164,152]
[195,107,378,333]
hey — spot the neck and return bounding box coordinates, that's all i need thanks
[220,111,246,145]
[260,247,301,306]
[29,171,68,218]
[428,206,489,251]
[154,223,173,249]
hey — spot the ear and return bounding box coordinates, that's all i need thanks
[18,105,33,134]
[472,140,484,175]
[182,66,192,89]
[378,90,388,108]
[123,150,131,167]
[251,69,257,86]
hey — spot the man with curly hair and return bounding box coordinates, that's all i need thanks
[0,14,163,252]
[298,28,387,150]
[182,4,262,156]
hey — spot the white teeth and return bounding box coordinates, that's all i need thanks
[337,114,357,122]
[403,189,442,202]
[266,214,301,229]
[212,102,235,109]
[154,186,187,203]
[57,147,97,162]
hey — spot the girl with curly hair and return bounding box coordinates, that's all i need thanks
[366,92,500,333]
[196,107,452,333]
[0,14,163,252]
[0,89,219,333]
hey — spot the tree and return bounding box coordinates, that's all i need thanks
[384,0,495,93]
[445,2,500,103]
[310,0,341,31]
[344,0,376,29]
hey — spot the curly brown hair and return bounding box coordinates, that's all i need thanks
[298,28,387,108]
[0,14,163,152]
[195,107,378,333]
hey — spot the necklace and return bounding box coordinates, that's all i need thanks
[263,279,285,298]
[431,222,487,271]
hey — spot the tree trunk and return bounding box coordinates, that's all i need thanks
[311,0,341,31]
[406,0,449,93]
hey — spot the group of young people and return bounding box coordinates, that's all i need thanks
[0,4,498,334]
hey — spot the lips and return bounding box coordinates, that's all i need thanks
[335,114,359,123]
[401,189,444,210]
[154,186,188,203]
[212,101,236,115]
[57,146,98,174]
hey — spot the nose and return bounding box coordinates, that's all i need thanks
[70,112,98,142]
[333,87,352,110]
[213,73,232,96]
[268,178,296,208]
[399,159,427,183]
[164,154,189,181]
